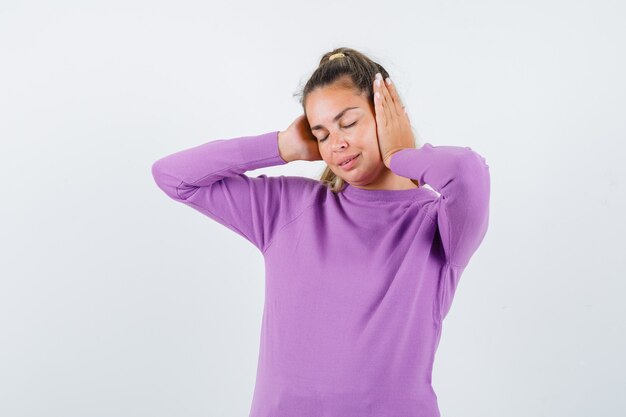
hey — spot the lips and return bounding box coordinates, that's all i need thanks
[338,154,360,166]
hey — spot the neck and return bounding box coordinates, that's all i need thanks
[349,169,419,191]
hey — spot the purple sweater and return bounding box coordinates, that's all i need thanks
[151,130,490,417]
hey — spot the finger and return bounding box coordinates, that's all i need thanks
[385,77,411,124]
[384,77,404,118]
[377,74,392,124]
[373,77,388,127]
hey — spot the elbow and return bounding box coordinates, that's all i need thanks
[461,146,489,167]
[457,151,491,205]
[151,159,168,190]
[459,148,490,183]
[460,147,489,179]
[151,159,186,201]
[151,160,162,184]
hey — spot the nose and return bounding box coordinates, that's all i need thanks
[329,132,348,150]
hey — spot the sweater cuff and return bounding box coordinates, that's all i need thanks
[239,130,288,168]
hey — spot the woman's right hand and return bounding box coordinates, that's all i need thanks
[278,113,323,162]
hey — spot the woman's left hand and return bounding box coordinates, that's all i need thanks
[373,73,416,168]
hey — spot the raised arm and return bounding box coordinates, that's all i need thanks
[151,130,320,253]
[389,143,490,268]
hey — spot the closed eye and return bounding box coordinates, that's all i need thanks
[318,121,357,142]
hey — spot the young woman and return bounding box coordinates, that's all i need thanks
[152,47,490,417]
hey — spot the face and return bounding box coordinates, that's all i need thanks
[305,80,387,187]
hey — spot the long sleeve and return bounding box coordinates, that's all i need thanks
[151,130,320,253]
[389,143,491,268]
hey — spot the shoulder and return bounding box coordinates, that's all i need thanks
[254,174,328,203]
[255,174,325,189]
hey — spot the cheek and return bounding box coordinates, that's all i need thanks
[357,127,378,151]
[319,146,332,163]
[357,123,377,143]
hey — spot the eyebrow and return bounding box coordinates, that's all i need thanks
[310,107,360,131]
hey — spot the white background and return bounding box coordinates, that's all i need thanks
[1,1,624,416]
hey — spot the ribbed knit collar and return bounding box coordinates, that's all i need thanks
[341,182,432,202]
